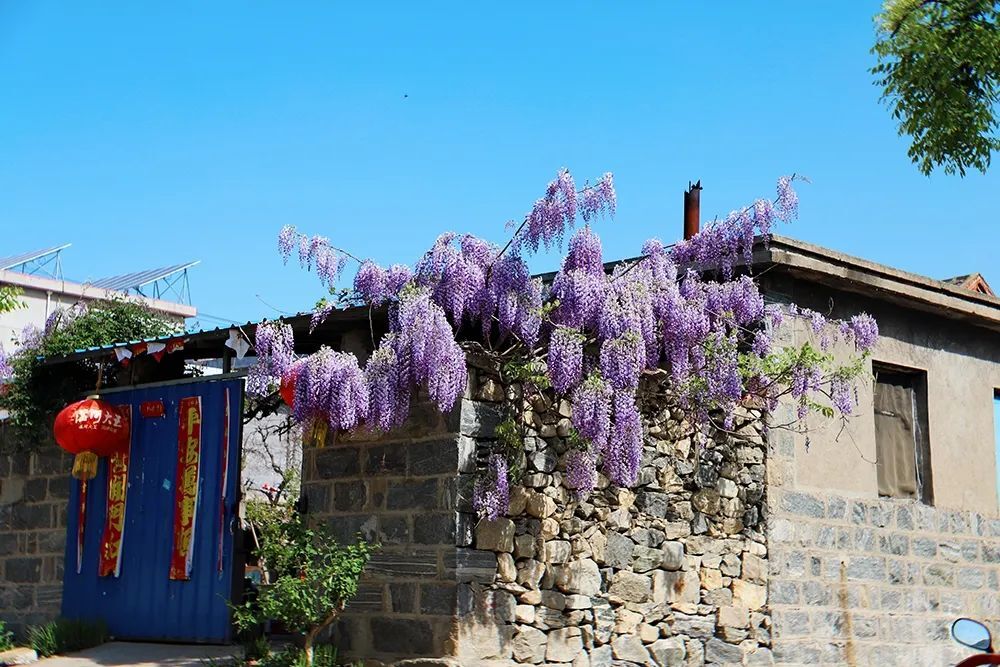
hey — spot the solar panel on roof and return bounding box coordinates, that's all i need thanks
[0,244,72,271]
[90,261,200,291]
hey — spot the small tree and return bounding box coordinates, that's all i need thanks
[232,508,375,666]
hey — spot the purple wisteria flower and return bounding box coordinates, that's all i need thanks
[603,390,642,487]
[547,327,585,394]
[570,373,613,449]
[473,454,510,521]
[247,320,295,397]
[0,345,12,380]
[563,448,597,499]
[775,175,799,221]
[291,346,369,431]
[848,313,879,352]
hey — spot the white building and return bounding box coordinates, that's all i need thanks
[0,245,196,350]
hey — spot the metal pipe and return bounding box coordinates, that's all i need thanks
[683,180,702,240]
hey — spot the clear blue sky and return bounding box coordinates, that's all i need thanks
[1,2,997,328]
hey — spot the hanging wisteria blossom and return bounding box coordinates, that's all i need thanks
[261,169,878,515]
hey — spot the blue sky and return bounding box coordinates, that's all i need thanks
[1,2,996,328]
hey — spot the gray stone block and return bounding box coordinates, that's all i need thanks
[413,513,456,545]
[370,618,435,655]
[779,492,824,519]
[459,401,501,438]
[333,480,367,512]
[419,583,457,615]
[4,558,41,583]
[366,443,407,475]
[387,479,438,511]
[409,438,459,476]
[314,446,361,479]
[445,548,497,583]
[367,550,439,579]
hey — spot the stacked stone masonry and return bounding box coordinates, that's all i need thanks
[302,367,778,666]
[0,445,72,636]
[454,370,775,667]
[767,427,1000,666]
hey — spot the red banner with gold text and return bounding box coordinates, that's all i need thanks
[169,397,202,581]
[98,405,131,577]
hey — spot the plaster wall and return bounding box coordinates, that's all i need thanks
[764,276,1000,515]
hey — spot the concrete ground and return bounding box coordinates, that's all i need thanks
[35,642,241,666]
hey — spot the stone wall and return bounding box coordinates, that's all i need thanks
[455,371,774,666]
[300,369,776,666]
[0,444,72,636]
[301,399,482,661]
[767,427,1000,666]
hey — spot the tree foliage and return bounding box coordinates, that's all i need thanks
[232,508,374,666]
[872,0,1000,175]
[0,285,24,314]
[0,297,178,449]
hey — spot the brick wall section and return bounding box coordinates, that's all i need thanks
[767,427,1000,666]
[301,399,496,662]
[0,443,72,636]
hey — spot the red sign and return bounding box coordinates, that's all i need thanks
[140,400,165,419]
[98,449,130,577]
[98,405,131,577]
[169,397,202,581]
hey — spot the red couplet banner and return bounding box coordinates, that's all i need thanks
[98,406,132,577]
[169,397,202,581]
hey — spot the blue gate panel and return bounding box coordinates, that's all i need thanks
[61,378,243,643]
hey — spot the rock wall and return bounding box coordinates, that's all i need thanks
[0,444,72,636]
[767,426,1000,666]
[300,399,482,661]
[299,368,776,666]
[454,371,774,666]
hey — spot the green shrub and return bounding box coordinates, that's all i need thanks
[232,506,375,667]
[28,618,108,657]
[0,620,14,651]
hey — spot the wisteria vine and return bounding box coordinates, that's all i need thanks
[253,169,878,519]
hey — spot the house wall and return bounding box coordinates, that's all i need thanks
[0,444,72,636]
[763,275,1000,514]
[762,277,1000,665]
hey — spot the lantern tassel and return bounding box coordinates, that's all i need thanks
[72,452,98,481]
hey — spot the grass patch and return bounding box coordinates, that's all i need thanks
[27,618,108,657]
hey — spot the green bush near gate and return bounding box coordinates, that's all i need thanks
[27,617,108,657]
[232,505,375,667]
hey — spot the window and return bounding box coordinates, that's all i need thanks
[873,365,933,504]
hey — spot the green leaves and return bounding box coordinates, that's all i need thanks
[232,508,376,645]
[872,0,1000,176]
[0,297,179,449]
[0,285,24,314]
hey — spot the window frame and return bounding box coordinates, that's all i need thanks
[872,362,933,505]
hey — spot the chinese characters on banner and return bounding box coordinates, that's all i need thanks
[169,397,202,581]
[98,405,132,578]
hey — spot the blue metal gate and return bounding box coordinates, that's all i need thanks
[62,378,243,643]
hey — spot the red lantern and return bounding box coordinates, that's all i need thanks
[279,363,301,409]
[54,396,130,480]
